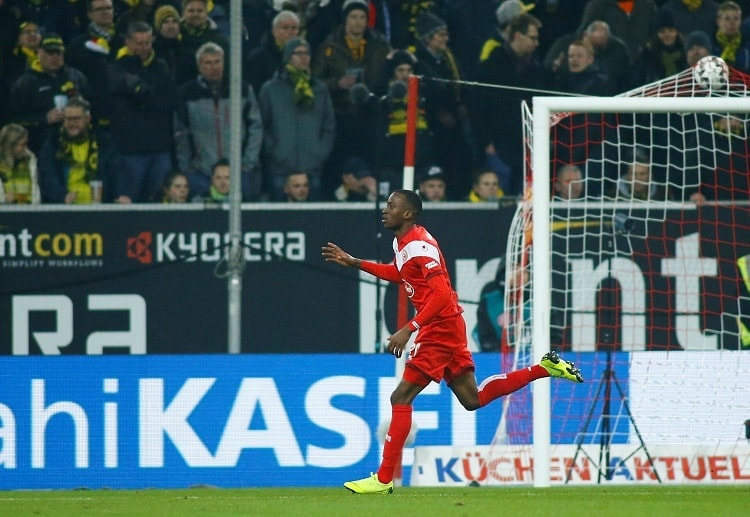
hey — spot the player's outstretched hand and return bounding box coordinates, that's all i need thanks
[322,242,358,268]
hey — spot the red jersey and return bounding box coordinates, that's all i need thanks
[361,224,463,331]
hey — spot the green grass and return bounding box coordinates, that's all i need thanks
[0,486,748,516]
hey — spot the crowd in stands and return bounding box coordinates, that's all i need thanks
[0,0,749,205]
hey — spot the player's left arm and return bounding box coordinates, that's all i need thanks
[387,272,453,357]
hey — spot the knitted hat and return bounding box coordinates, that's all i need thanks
[496,0,534,29]
[154,5,180,32]
[655,9,676,30]
[342,0,369,18]
[685,30,711,50]
[416,11,447,41]
[283,37,311,63]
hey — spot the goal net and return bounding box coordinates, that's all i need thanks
[500,62,750,486]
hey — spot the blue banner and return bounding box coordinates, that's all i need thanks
[0,353,606,489]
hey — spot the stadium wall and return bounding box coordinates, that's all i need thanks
[0,353,747,489]
[1,203,748,355]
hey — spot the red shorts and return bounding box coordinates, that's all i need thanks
[403,314,475,386]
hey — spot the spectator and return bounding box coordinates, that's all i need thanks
[174,42,263,201]
[161,170,190,203]
[661,0,719,37]
[152,4,182,79]
[175,0,230,86]
[713,1,750,74]
[284,171,311,202]
[334,156,377,202]
[371,49,435,188]
[576,0,659,60]
[313,0,391,196]
[417,165,448,202]
[477,0,534,64]
[467,168,504,202]
[690,115,750,203]
[3,21,42,93]
[66,0,124,148]
[685,30,713,66]
[632,10,688,86]
[553,164,585,200]
[473,257,507,352]
[604,147,673,201]
[38,96,113,204]
[195,157,230,204]
[413,10,475,200]
[553,39,613,95]
[107,21,177,203]
[7,33,90,155]
[0,123,40,204]
[472,13,546,196]
[244,10,300,97]
[259,37,336,202]
[545,20,632,93]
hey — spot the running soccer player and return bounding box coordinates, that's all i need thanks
[322,189,583,495]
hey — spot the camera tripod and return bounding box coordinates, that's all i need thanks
[565,222,661,484]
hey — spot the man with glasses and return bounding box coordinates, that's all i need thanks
[38,96,114,204]
[7,33,90,155]
[471,13,546,196]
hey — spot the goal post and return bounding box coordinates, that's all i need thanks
[523,68,750,487]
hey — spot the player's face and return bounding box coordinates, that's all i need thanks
[382,192,409,230]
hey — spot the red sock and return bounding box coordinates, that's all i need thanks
[377,404,412,484]
[477,365,548,407]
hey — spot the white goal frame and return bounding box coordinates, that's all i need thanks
[530,96,750,487]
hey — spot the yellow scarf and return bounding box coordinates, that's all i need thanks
[285,63,314,110]
[345,35,366,61]
[116,45,156,66]
[716,31,742,65]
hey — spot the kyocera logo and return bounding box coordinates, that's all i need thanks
[0,228,103,258]
[126,231,306,263]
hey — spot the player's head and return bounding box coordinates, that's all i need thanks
[394,189,422,217]
[383,189,422,231]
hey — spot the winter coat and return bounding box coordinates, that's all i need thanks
[258,67,336,179]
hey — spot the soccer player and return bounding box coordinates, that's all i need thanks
[321,189,584,495]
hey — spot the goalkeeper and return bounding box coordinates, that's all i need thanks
[322,189,583,495]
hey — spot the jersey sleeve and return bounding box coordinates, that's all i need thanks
[408,270,454,330]
[360,260,402,283]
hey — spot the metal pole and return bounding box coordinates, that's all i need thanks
[227,0,243,354]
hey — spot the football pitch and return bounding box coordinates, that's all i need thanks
[0,485,747,516]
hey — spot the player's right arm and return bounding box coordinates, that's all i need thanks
[322,242,401,282]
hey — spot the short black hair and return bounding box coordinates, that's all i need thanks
[394,189,422,217]
[211,158,229,175]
